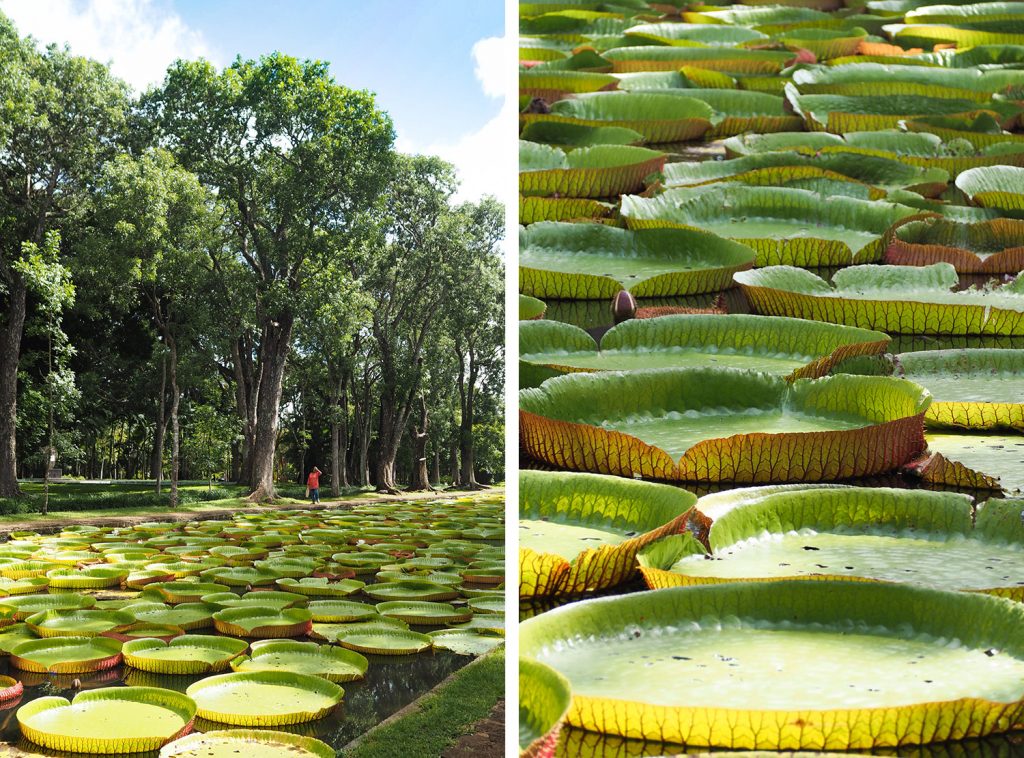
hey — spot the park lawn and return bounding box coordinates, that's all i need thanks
[346,647,505,758]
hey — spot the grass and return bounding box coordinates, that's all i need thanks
[347,647,505,758]
[0,480,375,520]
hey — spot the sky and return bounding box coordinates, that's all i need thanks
[0,0,512,203]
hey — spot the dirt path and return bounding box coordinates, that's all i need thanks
[0,487,499,535]
[441,699,506,758]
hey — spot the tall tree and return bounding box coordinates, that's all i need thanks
[142,54,394,501]
[357,155,463,493]
[0,16,129,496]
[450,197,505,488]
[84,149,219,506]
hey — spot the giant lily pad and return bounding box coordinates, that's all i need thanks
[520,195,614,225]
[639,486,1024,599]
[886,217,1024,273]
[956,166,1024,218]
[336,628,433,656]
[428,629,504,656]
[185,670,342,726]
[520,294,547,321]
[26,609,134,639]
[199,590,306,610]
[230,640,368,682]
[212,607,313,638]
[735,263,1024,335]
[276,577,365,598]
[663,151,949,197]
[363,580,461,602]
[897,349,1024,430]
[520,581,1024,749]
[0,593,95,621]
[622,186,919,266]
[925,432,1024,493]
[520,315,890,388]
[17,686,195,754]
[159,729,334,758]
[520,470,700,599]
[520,142,665,199]
[10,636,122,673]
[306,599,379,622]
[622,22,767,47]
[122,602,216,631]
[793,63,1024,101]
[520,92,715,144]
[144,582,229,604]
[520,367,928,482]
[785,83,1016,133]
[122,635,249,675]
[520,657,572,758]
[375,601,473,625]
[603,46,794,75]
[520,222,755,299]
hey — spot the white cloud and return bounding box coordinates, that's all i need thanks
[0,0,215,92]
[396,34,513,207]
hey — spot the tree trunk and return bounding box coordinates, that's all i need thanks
[374,399,402,494]
[457,346,482,489]
[0,276,27,498]
[151,352,167,490]
[431,448,440,487]
[407,396,433,491]
[330,374,349,497]
[248,317,294,502]
[231,338,257,487]
[167,334,181,508]
[449,443,461,488]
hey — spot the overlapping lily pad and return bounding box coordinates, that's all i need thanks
[736,263,1024,335]
[520,294,547,321]
[622,186,919,266]
[519,470,701,599]
[520,92,715,144]
[897,349,1024,430]
[886,216,1024,273]
[520,141,665,199]
[956,165,1024,217]
[520,222,755,299]
[639,485,1024,599]
[520,315,890,388]
[519,657,572,758]
[122,635,248,675]
[17,686,195,754]
[25,609,134,638]
[520,581,1024,749]
[230,640,368,682]
[520,367,928,482]
[212,607,313,638]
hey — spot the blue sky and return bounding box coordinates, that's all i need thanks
[172,0,504,147]
[0,0,510,200]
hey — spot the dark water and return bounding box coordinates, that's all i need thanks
[0,643,470,756]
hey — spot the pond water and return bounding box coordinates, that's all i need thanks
[0,643,471,757]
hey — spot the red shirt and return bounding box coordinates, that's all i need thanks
[307,470,320,488]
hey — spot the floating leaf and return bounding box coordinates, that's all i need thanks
[122,635,248,675]
[520,222,754,299]
[231,640,368,682]
[520,580,1024,749]
[520,141,665,199]
[521,315,889,390]
[520,657,572,758]
[957,165,1024,218]
[520,470,700,599]
[159,729,334,758]
[17,686,195,754]
[886,217,1024,273]
[10,636,122,673]
[622,186,919,266]
[186,671,342,726]
[520,368,928,482]
[736,263,1024,335]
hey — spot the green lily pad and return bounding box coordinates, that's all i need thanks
[276,577,366,598]
[159,729,334,758]
[520,141,665,199]
[17,686,195,753]
[231,639,368,682]
[122,634,248,675]
[428,629,504,656]
[212,607,313,638]
[520,222,755,300]
[26,609,134,638]
[363,581,461,602]
[375,601,473,625]
[337,629,433,656]
[10,636,122,673]
[185,670,343,726]
[306,600,379,622]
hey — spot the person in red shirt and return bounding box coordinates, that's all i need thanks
[306,466,321,504]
